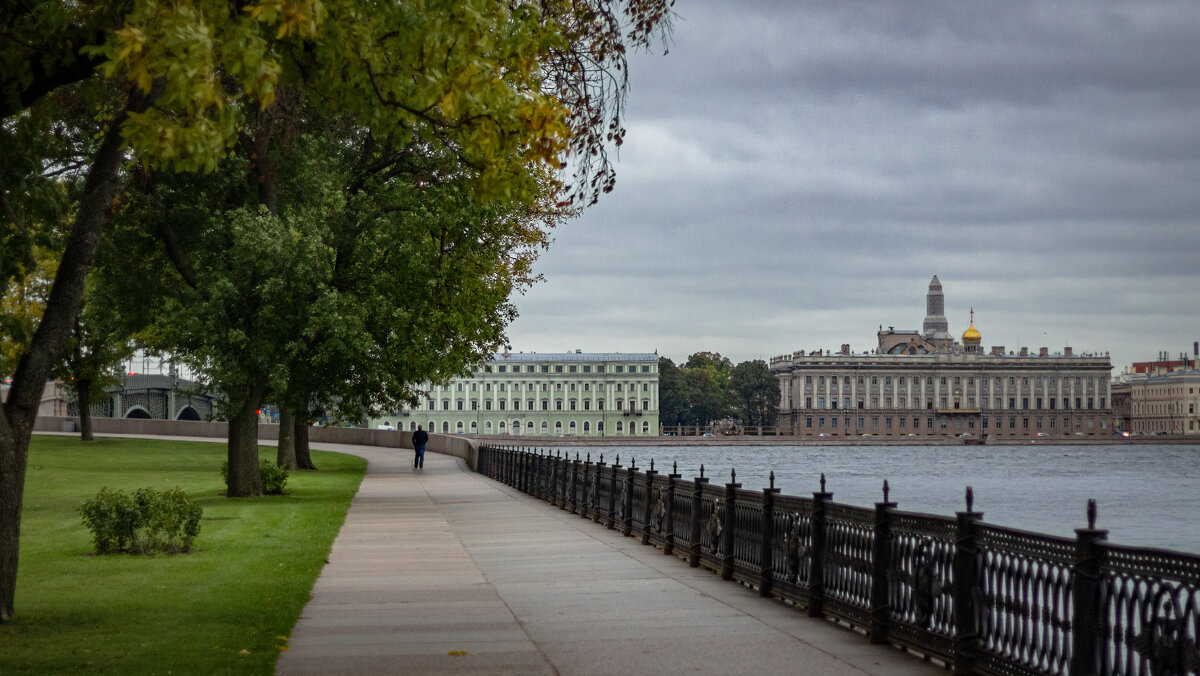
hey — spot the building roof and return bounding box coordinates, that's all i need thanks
[493,352,658,363]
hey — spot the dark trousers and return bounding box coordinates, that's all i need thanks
[413,445,426,468]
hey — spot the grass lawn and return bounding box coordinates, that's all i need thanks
[0,435,366,675]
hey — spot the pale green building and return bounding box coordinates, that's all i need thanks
[371,351,660,437]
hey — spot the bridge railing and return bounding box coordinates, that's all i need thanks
[477,444,1200,676]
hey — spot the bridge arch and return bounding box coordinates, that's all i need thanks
[176,406,201,421]
[125,406,152,419]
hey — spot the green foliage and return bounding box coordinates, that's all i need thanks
[258,459,289,495]
[78,487,202,555]
[220,458,290,495]
[660,353,779,427]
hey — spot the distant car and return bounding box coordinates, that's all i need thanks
[861,433,873,437]
[1036,433,1050,437]
[702,432,715,437]
[818,433,830,437]
[906,433,919,437]
[1075,432,1086,436]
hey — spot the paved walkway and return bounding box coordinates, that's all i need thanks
[276,445,943,675]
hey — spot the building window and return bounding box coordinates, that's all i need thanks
[616,421,623,432]
[556,400,563,410]
[485,400,492,410]
[456,400,463,410]
[616,400,622,410]
[499,400,506,410]
[497,365,506,373]
[513,400,520,410]
[569,365,577,373]
[806,417,813,428]
[583,400,590,410]
[598,400,604,410]
[471,401,478,410]
[583,365,591,373]
[642,366,651,373]
[443,400,450,410]
[570,400,576,411]
[583,421,590,433]
[541,400,548,410]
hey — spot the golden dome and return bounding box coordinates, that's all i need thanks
[962,308,981,344]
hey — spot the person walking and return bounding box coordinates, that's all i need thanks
[411,425,429,469]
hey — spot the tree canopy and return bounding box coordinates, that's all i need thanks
[1,0,673,622]
[659,353,780,428]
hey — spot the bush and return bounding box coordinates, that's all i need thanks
[220,459,289,495]
[79,487,202,554]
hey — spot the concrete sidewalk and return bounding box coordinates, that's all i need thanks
[276,445,942,675]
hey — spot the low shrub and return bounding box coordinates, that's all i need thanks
[220,458,290,495]
[79,487,202,554]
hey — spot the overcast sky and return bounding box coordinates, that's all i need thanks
[505,1,1200,373]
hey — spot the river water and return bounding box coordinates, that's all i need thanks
[546,444,1199,554]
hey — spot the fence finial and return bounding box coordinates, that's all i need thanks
[966,486,974,512]
[599,453,604,464]
[631,456,636,470]
[820,473,826,493]
[650,458,655,471]
[1087,498,1097,530]
[673,461,678,475]
[731,468,737,483]
[883,479,890,503]
[770,471,775,490]
[700,464,705,478]
[616,454,620,466]
[575,452,580,461]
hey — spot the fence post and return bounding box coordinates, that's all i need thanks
[607,456,621,529]
[808,474,832,618]
[580,453,593,519]
[641,460,658,545]
[722,469,741,581]
[690,466,709,567]
[664,463,680,556]
[591,455,606,523]
[1070,499,1108,676]
[760,472,781,597]
[568,452,579,514]
[954,486,984,673]
[871,480,897,644]
[623,459,636,536]
[517,448,527,493]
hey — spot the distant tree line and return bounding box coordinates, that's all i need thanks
[658,353,780,428]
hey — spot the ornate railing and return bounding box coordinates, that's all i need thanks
[476,445,1200,676]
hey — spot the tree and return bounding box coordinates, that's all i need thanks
[2,0,672,623]
[730,360,779,428]
[657,357,686,426]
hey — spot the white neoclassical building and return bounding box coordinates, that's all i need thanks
[771,278,1114,440]
[371,351,660,437]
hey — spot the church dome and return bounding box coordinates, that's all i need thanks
[962,308,981,344]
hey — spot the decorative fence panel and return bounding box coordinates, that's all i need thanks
[475,445,1200,676]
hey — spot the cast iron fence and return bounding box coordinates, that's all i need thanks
[475,445,1200,676]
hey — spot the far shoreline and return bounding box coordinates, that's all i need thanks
[466,434,1200,448]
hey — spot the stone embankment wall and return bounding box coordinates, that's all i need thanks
[33,416,479,469]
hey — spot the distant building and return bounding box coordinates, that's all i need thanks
[1119,342,1200,436]
[370,351,660,437]
[771,277,1113,440]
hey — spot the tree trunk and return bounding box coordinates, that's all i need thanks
[276,407,297,470]
[294,416,317,470]
[226,381,265,497]
[0,98,135,623]
[77,379,94,441]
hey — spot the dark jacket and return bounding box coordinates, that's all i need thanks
[412,429,429,447]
